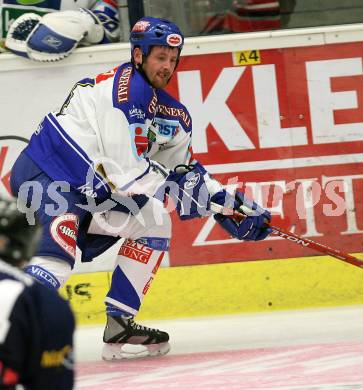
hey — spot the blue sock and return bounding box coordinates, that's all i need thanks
[106,303,132,317]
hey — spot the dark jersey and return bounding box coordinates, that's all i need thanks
[0,259,74,389]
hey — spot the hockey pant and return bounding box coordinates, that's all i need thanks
[88,198,171,315]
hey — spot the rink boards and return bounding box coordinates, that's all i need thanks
[59,252,363,325]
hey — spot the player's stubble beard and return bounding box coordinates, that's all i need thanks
[143,66,172,89]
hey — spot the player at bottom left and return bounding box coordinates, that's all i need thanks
[0,197,75,389]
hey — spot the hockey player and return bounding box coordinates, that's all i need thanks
[2,0,120,61]
[10,16,271,360]
[0,197,74,389]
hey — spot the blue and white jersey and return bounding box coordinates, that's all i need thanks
[24,62,193,199]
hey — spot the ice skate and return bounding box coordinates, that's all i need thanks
[102,314,170,360]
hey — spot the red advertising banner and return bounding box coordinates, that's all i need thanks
[166,41,363,266]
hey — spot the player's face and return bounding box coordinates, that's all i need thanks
[137,46,179,88]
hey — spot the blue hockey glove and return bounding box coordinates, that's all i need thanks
[155,162,210,220]
[211,190,272,241]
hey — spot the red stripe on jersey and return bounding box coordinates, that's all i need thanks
[103,0,118,9]
[152,252,164,275]
[95,66,119,84]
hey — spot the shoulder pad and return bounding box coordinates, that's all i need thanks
[112,64,155,121]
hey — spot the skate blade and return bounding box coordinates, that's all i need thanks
[102,341,170,360]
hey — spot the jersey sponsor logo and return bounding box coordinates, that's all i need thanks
[134,126,148,156]
[148,92,157,114]
[26,266,59,288]
[154,118,179,139]
[50,214,79,258]
[184,173,201,189]
[77,182,97,198]
[119,239,153,264]
[117,66,132,103]
[129,106,146,120]
[156,104,191,128]
[131,20,150,32]
[129,123,148,157]
[167,33,182,47]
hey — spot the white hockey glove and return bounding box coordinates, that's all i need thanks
[5,1,119,62]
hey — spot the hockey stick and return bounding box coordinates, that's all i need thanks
[210,202,363,268]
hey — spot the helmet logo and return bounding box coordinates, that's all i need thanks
[132,20,150,32]
[167,34,182,47]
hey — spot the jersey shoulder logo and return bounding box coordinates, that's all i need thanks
[116,66,132,103]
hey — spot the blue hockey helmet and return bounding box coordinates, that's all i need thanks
[130,16,184,57]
